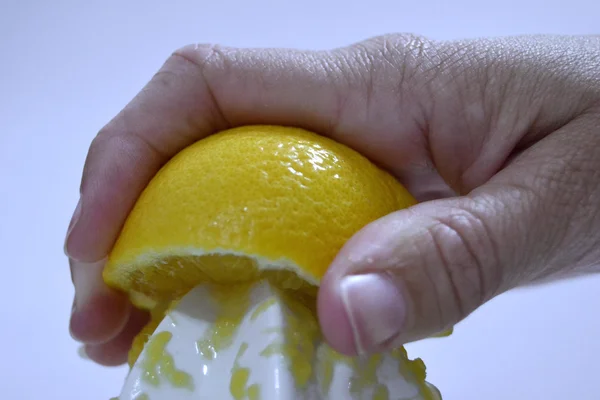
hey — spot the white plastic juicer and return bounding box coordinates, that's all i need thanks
[116,280,441,400]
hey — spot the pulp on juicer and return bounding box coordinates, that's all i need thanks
[115,280,441,400]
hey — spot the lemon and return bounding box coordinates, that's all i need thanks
[103,125,417,365]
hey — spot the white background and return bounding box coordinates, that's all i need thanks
[1,0,599,399]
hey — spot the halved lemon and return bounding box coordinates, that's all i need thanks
[103,125,417,366]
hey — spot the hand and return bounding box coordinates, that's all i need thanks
[64,34,600,365]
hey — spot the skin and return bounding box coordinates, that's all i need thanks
[64,34,600,366]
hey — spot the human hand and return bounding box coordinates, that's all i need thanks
[64,34,600,365]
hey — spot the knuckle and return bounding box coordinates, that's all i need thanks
[82,124,163,193]
[80,133,114,193]
[96,106,168,160]
[137,44,227,96]
[329,33,438,134]
[170,44,235,94]
[172,43,228,72]
[424,206,498,320]
[361,33,434,62]
[170,44,231,128]
[348,33,437,87]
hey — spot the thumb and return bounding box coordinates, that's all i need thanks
[317,104,600,357]
[317,189,517,356]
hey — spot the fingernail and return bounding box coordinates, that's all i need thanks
[72,258,107,310]
[77,345,90,360]
[339,273,407,354]
[64,198,82,258]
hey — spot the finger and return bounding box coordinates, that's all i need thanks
[318,200,506,355]
[318,112,600,356]
[83,307,150,367]
[69,259,131,344]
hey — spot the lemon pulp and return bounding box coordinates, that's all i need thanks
[133,281,440,400]
[141,331,193,390]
